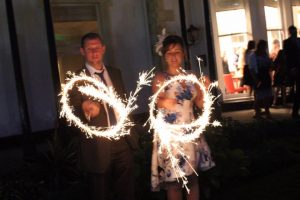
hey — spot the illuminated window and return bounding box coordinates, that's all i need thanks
[292,0,300,35]
[214,0,248,95]
[264,0,283,50]
[216,9,247,35]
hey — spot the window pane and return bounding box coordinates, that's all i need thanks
[292,6,300,33]
[216,9,247,35]
[214,0,249,96]
[219,34,248,95]
[267,30,283,52]
[264,0,282,51]
[220,34,247,74]
[264,6,282,29]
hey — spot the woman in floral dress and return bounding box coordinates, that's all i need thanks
[151,35,212,200]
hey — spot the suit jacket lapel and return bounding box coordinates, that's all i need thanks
[81,66,125,99]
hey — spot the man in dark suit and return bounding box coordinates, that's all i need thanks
[69,33,136,200]
[283,25,300,119]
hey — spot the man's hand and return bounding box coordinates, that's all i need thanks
[82,100,100,121]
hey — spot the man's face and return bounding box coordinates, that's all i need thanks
[80,39,106,67]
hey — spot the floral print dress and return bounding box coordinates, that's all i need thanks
[151,72,201,191]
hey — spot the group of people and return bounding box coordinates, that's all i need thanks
[241,25,300,119]
[68,32,214,200]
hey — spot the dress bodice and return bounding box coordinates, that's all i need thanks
[159,72,197,124]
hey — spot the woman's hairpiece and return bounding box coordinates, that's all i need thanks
[155,28,168,56]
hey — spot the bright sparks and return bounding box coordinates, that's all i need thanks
[60,69,154,140]
[148,71,220,192]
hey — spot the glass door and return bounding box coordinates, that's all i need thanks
[212,0,251,101]
[50,3,101,83]
[264,0,284,50]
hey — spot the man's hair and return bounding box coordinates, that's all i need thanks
[80,32,104,48]
[288,25,297,37]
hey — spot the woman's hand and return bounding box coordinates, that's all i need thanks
[194,76,211,109]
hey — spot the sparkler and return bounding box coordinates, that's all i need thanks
[148,65,220,192]
[60,69,154,140]
[196,56,202,75]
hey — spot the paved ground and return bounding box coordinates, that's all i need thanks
[222,104,294,123]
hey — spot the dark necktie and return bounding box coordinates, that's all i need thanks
[94,72,117,126]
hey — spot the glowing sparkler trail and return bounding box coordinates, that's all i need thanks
[196,56,202,75]
[148,68,220,192]
[60,69,154,140]
[149,73,219,141]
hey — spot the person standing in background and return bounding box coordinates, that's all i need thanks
[270,39,287,107]
[283,25,300,119]
[242,40,256,95]
[249,40,274,119]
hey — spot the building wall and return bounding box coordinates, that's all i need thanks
[0,0,58,138]
[0,0,22,137]
[12,0,58,133]
[184,0,210,76]
[106,0,153,113]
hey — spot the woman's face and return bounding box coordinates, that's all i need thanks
[272,43,280,51]
[164,43,185,69]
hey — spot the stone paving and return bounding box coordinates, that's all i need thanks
[222,104,294,123]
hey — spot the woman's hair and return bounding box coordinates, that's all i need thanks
[255,40,268,56]
[162,35,185,55]
[245,40,256,54]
